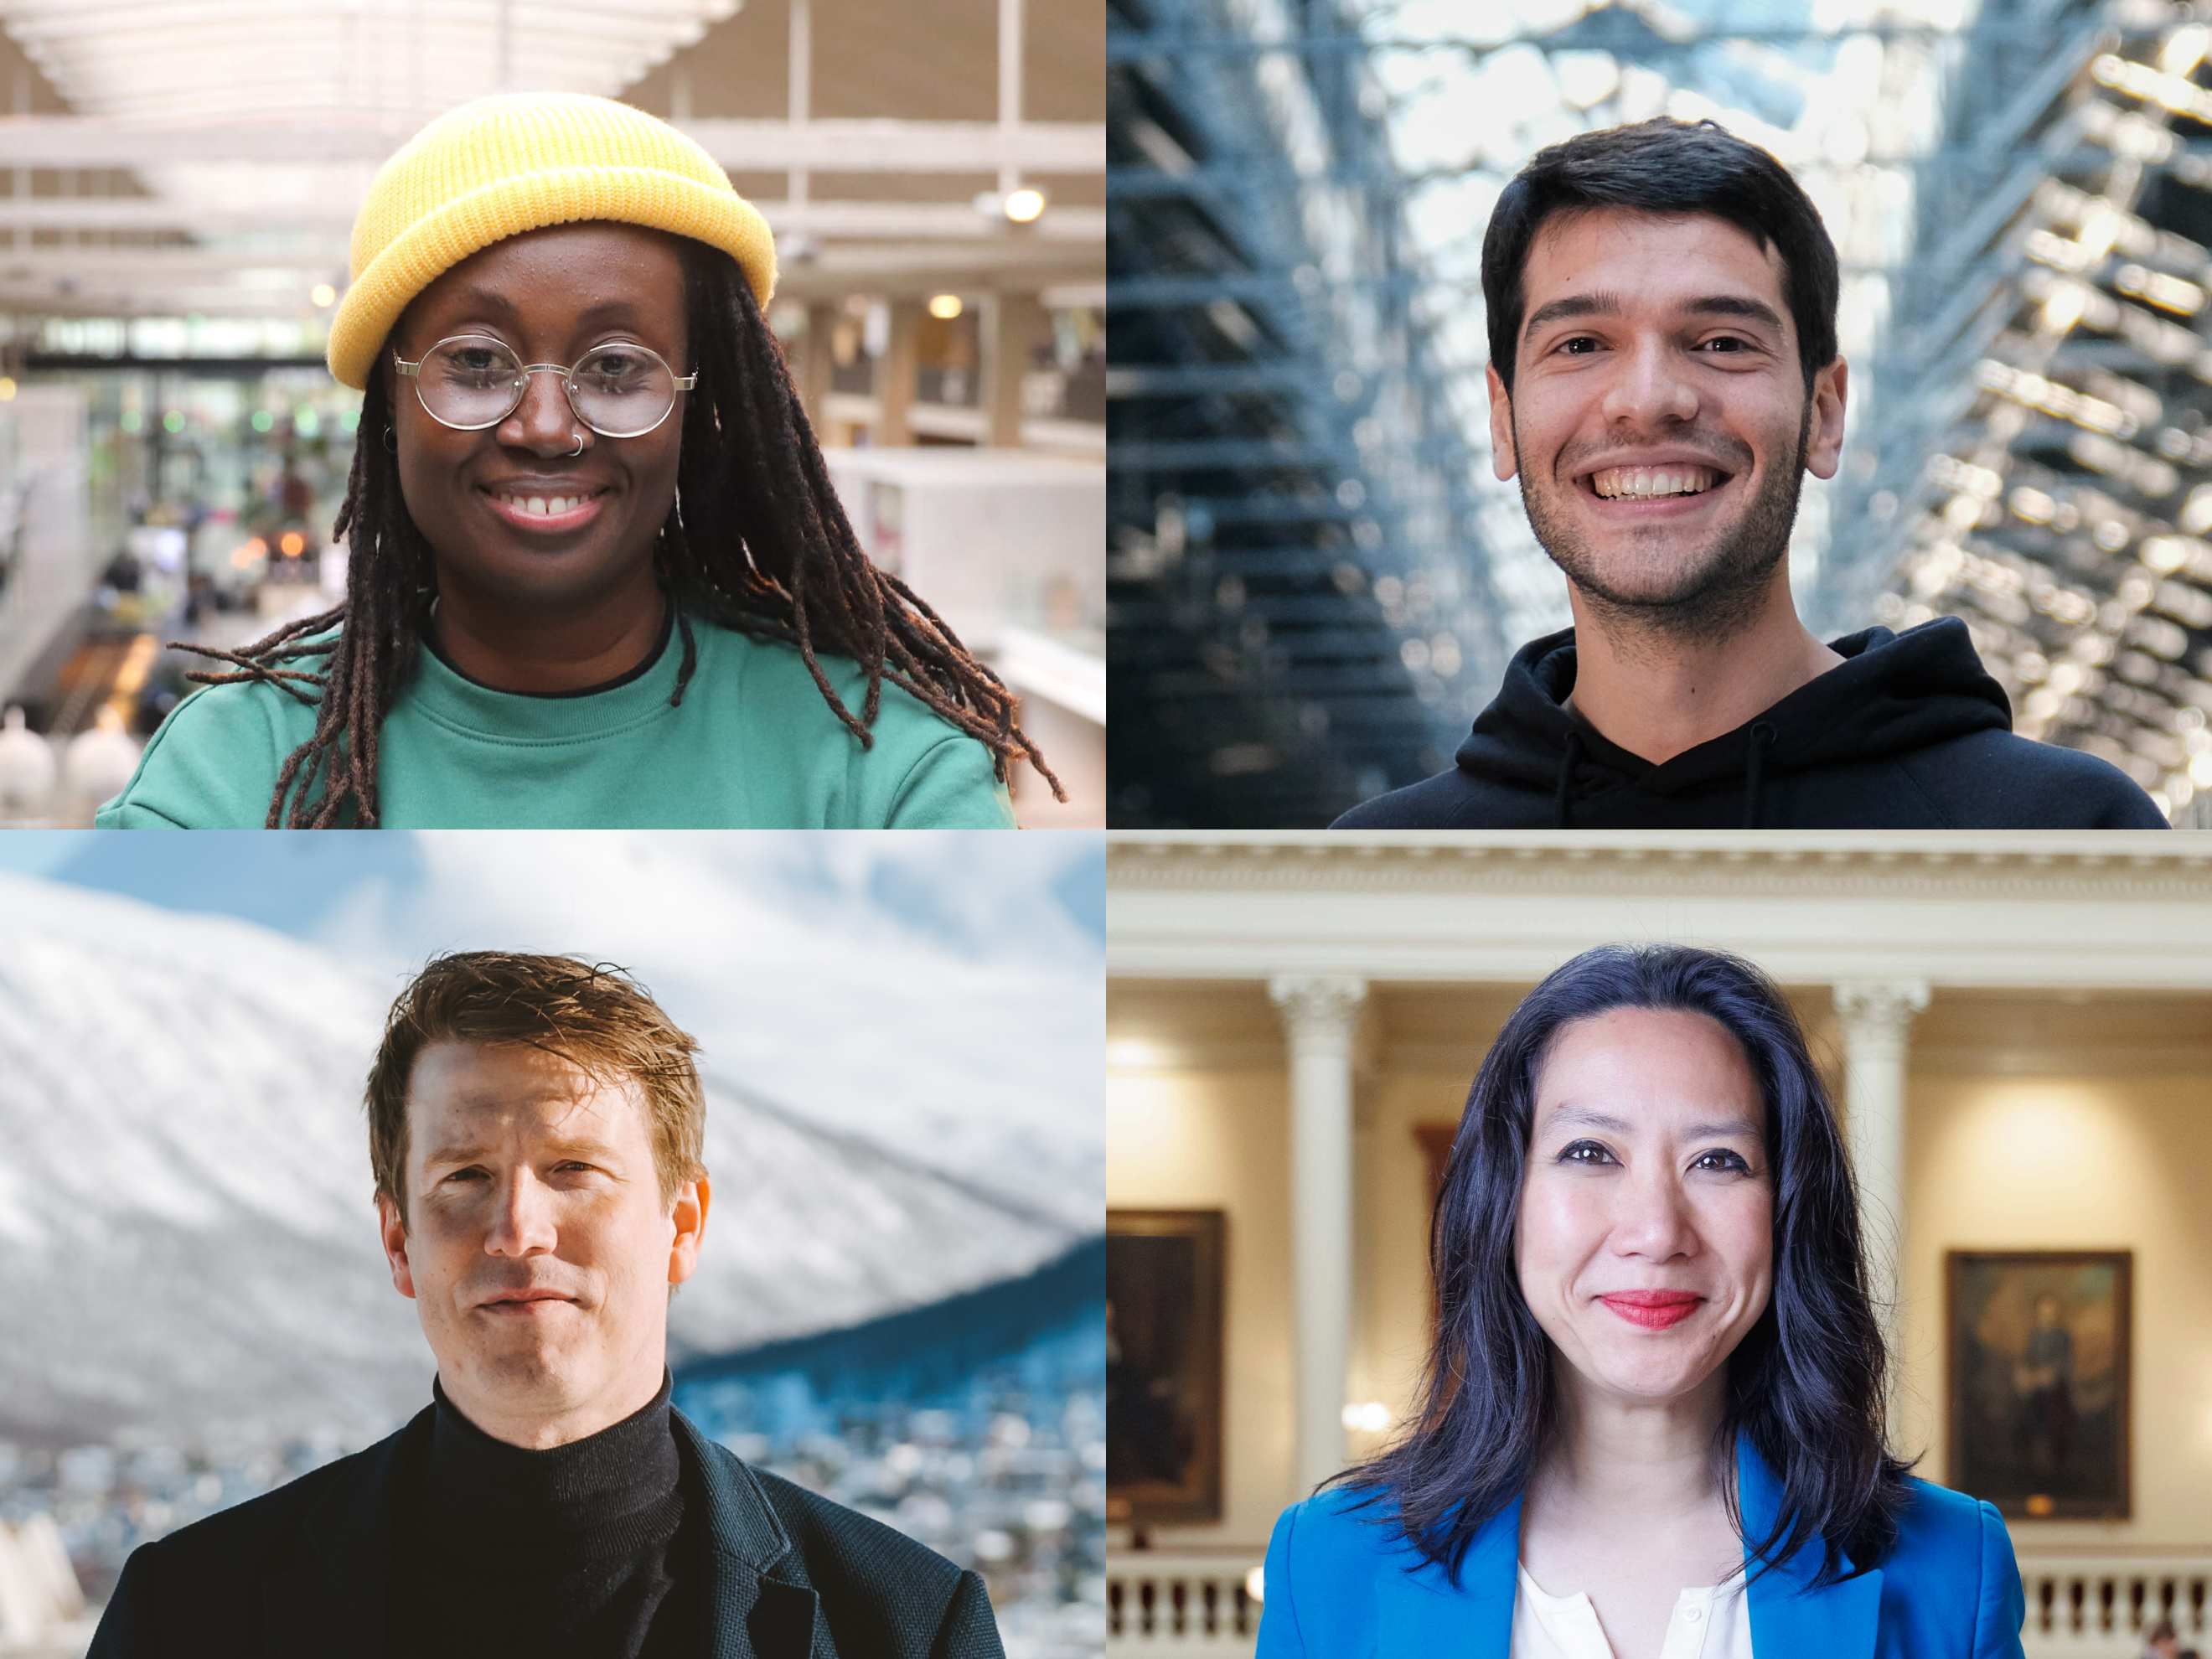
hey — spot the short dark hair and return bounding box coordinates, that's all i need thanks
[1483,118,1840,395]
[365,951,704,1224]
[1336,943,1910,1586]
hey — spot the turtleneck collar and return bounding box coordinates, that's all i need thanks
[426,1371,680,1543]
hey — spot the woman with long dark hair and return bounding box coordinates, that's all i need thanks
[96,92,1054,828]
[1258,944,2024,1659]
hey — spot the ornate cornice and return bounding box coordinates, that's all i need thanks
[1108,832,2212,902]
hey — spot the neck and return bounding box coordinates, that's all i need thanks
[431,560,666,694]
[1531,1363,1730,1525]
[1561,566,1843,765]
[438,1350,672,1451]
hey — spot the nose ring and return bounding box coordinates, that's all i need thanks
[568,432,585,457]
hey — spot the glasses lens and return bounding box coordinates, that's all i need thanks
[569,344,677,437]
[420,337,524,427]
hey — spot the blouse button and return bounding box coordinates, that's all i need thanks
[1684,1608,1703,1623]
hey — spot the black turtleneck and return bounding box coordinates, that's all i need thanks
[385,1372,699,1659]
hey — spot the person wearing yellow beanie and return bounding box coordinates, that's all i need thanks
[96,92,1057,829]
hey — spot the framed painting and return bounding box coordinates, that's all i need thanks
[1946,1250,2131,1519]
[1107,1209,1225,1527]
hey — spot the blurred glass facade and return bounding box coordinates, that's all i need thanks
[1110,0,2212,825]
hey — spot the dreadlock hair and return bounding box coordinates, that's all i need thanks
[181,235,1062,827]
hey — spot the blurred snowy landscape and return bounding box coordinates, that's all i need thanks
[0,833,1104,1656]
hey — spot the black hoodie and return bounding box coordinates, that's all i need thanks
[1333,617,2168,830]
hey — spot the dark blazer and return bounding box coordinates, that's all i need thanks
[88,1405,1004,1659]
[1258,1434,2026,1659]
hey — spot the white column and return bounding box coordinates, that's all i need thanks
[1268,974,1367,1496]
[1832,978,1929,1420]
[998,0,1024,199]
[788,0,811,209]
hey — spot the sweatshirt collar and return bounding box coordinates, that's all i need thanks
[407,606,685,743]
[1469,616,2013,823]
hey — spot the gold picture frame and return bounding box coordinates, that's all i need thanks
[1946,1249,2132,1519]
[1107,1208,1225,1527]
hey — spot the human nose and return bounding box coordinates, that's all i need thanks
[498,364,592,457]
[484,1169,559,1257]
[1610,1164,1698,1260]
[1599,333,1699,430]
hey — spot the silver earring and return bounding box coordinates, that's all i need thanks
[568,432,585,457]
[382,426,396,453]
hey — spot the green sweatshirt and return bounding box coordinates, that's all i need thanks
[96,613,1017,829]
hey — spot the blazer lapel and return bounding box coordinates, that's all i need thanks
[261,1407,432,1659]
[1738,1435,1884,1659]
[676,1411,831,1659]
[1373,1496,1521,1659]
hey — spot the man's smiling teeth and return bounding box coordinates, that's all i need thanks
[1590,465,1718,500]
[498,492,587,516]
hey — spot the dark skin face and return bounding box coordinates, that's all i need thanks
[386,221,689,694]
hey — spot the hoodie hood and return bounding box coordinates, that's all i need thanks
[1459,617,2014,828]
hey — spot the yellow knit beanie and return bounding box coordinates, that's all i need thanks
[326,90,777,390]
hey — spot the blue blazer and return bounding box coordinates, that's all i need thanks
[1257,1436,2026,1659]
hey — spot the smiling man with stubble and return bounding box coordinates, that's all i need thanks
[1334,117,2165,830]
[89,951,1005,1659]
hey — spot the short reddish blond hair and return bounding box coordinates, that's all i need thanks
[365,951,704,1222]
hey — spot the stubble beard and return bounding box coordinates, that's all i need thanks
[1516,401,1812,653]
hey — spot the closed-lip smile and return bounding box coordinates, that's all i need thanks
[1600,1289,1703,1329]
[478,1287,573,1312]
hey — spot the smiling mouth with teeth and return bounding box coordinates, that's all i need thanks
[494,490,597,517]
[1589,465,1721,500]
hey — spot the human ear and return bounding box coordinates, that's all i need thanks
[668,1173,711,1287]
[1803,357,1848,480]
[377,1192,418,1300]
[1488,360,1518,482]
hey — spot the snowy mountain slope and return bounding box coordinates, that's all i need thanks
[0,875,1085,1450]
[49,833,1107,1236]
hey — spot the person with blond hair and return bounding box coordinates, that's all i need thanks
[90,951,1003,1658]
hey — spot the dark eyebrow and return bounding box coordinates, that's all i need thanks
[1539,1103,1633,1135]
[1522,292,1786,342]
[1682,294,1786,333]
[1523,292,1620,340]
[429,292,652,332]
[441,287,519,319]
[1540,1103,1763,1141]
[1682,1117,1765,1140]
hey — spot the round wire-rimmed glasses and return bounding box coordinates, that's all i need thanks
[393,333,699,438]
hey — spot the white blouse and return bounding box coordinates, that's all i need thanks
[1510,1563,1755,1659]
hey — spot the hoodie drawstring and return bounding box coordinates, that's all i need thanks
[1553,728,1584,830]
[1742,721,1777,829]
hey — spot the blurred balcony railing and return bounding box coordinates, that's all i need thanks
[1103,1545,2212,1658]
[1106,1549,1260,1657]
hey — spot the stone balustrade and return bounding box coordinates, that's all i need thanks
[2018,1555,2211,1656]
[1106,1550,1262,1657]
[1105,1548,2212,1657]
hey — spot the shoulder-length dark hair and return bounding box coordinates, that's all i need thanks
[1340,943,1909,1584]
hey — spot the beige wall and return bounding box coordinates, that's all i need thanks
[1902,1072,2212,1548]
[1108,1066,1292,1548]
[1357,1070,1470,1441]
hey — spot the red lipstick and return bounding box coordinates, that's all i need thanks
[1600,1290,1702,1330]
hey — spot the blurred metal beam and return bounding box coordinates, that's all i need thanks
[0,116,1103,172]
[0,197,1105,240]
